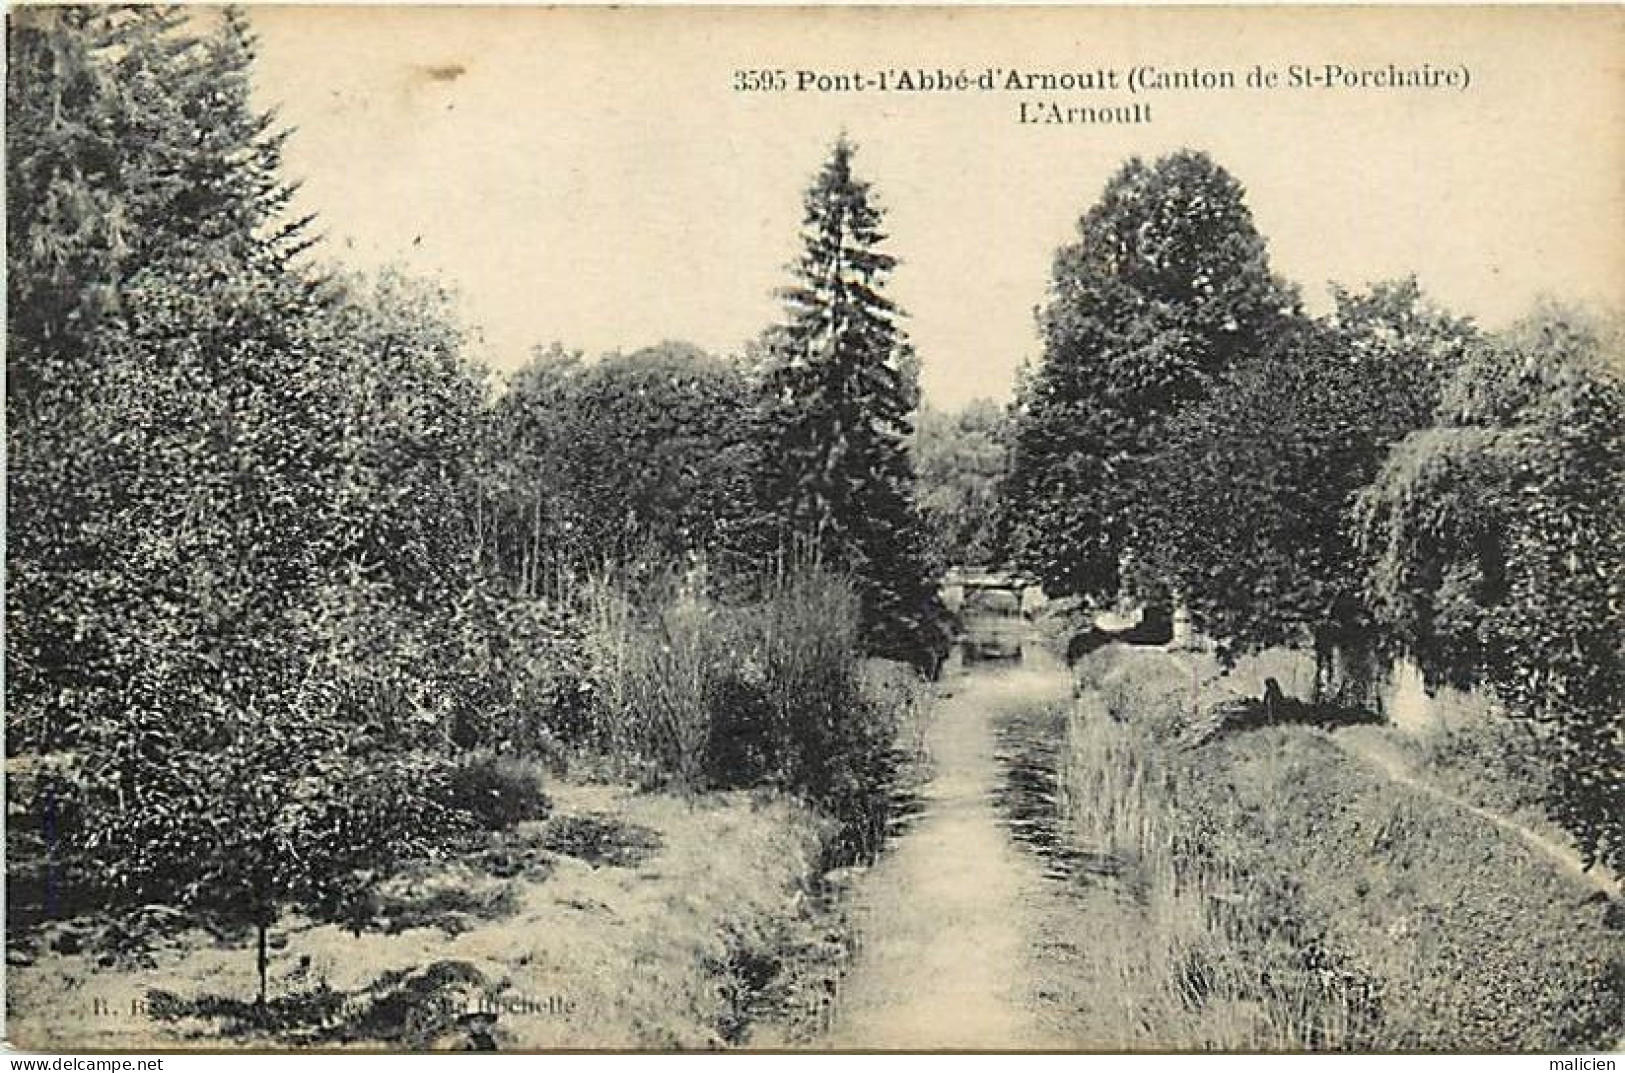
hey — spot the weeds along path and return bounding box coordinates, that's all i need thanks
[1330,726,1619,896]
[825,654,1075,1049]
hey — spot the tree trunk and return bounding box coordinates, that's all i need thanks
[1312,632,1334,706]
[256,918,268,1008]
[1312,629,1381,712]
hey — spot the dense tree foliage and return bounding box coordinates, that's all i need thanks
[8,5,319,760]
[1141,280,1476,695]
[6,20,934,994]
[5,8,569,999]
[758,137,944,667]
[1356,305,1625,870]
[913,400,1010,572]
[1002,147,1615,870]
[483,341,765,589]
[1003,150,1299,600]
[7,8,304,389]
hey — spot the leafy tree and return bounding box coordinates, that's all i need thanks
[1003,150,1298,601]
[6,9,566,1003]
[484,341,767,591]
[1140,279,1474,697]
[476,342,587,597]
[17,243,472,998]
[563,342,765,568]
[7,4,311,757]
[1356,304,1624,869]
[913,399,1010,572]
[758,136,943,667]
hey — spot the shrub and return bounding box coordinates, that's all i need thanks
[442,753,551,831]
[441,587,594,758]
[541,813,663,869]
[704,670,779,789]
[1355,304,1625,871]
[482,343,768,584]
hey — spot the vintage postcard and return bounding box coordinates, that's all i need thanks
[5,3,1622,1056]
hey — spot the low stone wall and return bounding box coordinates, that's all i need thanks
[1153,639,1497,739]
[1382,656,1498,737]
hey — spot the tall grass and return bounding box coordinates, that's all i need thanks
[575,574,734,788]
[574,560,911,864]
[1068,645,1624,1051]
[1061,687,1383,1051]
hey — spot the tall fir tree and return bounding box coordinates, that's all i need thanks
[760,136,943,668]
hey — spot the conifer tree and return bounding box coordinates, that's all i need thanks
[760,137,943,667]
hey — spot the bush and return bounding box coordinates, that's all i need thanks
[704,670,779,789]
[441,587,594,758]
[441,754,551,831]
[1355,304,1625,871]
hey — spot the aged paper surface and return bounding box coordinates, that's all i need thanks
[6,3,1622,1055]
[240,4,1623,405]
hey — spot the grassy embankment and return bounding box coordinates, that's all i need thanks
[6,568,933,1050]
[1057,643,1623,1052]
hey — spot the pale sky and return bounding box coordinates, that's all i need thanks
[247,6,1624,409]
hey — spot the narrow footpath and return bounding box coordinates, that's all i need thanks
[1332,724,1620,896]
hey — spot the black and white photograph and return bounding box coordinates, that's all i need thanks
[4,2,1622,1056]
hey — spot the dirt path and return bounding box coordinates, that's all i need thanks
[825,658,1074,1049]
[1331,725,1619,896]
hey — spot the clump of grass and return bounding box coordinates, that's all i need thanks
[1059,691,1176,873]
[332,960,493,1048]
[858,658,935,770]
[574,575,707,784]
[542,812,663,869]
[368,864,522,936]
[145,981,349,1037]
[468,831,555,882]
[1084,646,1207,742]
